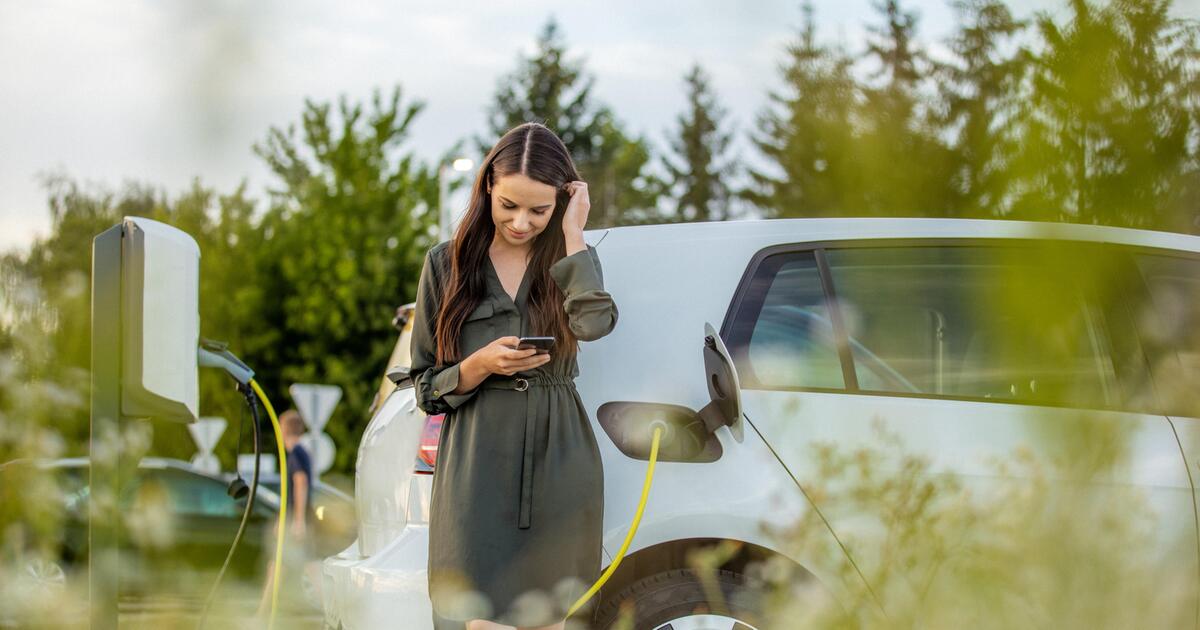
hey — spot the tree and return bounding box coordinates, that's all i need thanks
[483,15,662,227]
[939,0,1027,215]
[1006,0,1198,229]
[856,0,961,216]
[253,84,441,472]
[659,63,738,223]
[745,2,862,217]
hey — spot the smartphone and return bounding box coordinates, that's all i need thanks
[516,336,555,354]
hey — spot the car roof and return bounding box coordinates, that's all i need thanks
[595,217,1200,253]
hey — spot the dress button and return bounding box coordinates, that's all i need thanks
[433,389,441,396]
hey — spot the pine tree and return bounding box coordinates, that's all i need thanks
[659,63,737,223]
[867,0,926,88]
[482,15,661,227]
[857,0,960,216]
[939,0,1027,215]
[1007,0,1198,229]
[482,17,602,160]
[745,2,861,217]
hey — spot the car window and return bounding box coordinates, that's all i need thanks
[1132,254,1200,416]
[147,469,244,519]
[731,252,845,389]
[825,246,1116,406]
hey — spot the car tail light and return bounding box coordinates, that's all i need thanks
[415,414,444,474]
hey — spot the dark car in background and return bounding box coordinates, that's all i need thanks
[1,456,280,600]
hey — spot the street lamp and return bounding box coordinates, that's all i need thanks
[438,158,476,243]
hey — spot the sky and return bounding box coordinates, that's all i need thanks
[2,0,1197,254]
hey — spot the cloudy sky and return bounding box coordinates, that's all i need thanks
[2,0,1196,253]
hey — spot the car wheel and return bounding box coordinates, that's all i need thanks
[23,556,67,590]
[593,568,765,630]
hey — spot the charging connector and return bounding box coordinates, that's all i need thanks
[198,338,254,385]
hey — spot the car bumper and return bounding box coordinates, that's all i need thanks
[322,524,432,630]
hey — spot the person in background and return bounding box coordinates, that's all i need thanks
[257,408,314,616]
[280,409,314,535]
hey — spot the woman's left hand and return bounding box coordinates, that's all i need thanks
[561,180,590,235]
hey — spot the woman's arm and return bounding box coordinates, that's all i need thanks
[291,470,308,534]
[409,247,485,415]
[549,242,619,342]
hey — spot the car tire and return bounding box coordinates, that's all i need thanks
[592,568,766,630]
[22,555,67,593]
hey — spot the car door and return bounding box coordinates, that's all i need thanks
[724,240,1197,626]
[1128,249,1200,620]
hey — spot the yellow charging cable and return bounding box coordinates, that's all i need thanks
[249,378,287,630]
[567,425,663,618]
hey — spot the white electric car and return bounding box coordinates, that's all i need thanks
[324,218,1200,629]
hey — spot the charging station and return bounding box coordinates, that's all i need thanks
[90,216,200,629]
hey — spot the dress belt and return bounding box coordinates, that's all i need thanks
[478,373,576,529]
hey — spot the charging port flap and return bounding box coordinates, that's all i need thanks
[700,321,744,443]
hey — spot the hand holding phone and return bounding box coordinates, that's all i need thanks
[479,336,552,376]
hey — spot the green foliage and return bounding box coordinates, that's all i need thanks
[745,2,863,217]
[1006,0,1199,229]
[251,84,440,472]
[749,0,1199,229]
[858,0,961,216]
[658,63,738,223]
[938,0,1027,213]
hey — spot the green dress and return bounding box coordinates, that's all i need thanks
[409,239,619,628]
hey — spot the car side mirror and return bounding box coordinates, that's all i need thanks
[387,365,412,387]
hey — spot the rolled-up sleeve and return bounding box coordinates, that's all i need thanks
[409,247,481,415]
[549,244,618,342]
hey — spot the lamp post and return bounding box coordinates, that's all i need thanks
[438,158,476,243]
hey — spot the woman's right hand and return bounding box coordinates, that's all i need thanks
[474,336,552,376]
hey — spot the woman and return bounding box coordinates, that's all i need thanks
[409,122,619,630]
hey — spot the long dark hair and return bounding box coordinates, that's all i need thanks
[433,122,582,366]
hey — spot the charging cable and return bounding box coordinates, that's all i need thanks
[197,382,261,630]
[566,424,664,617]
[249,377,287,630]
[197,342,289,630]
